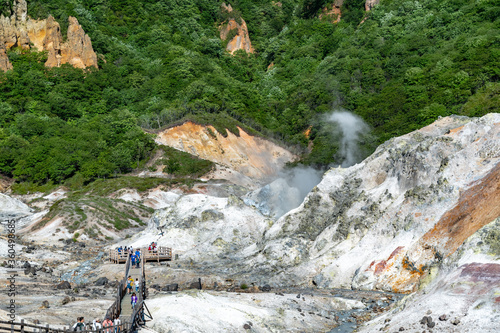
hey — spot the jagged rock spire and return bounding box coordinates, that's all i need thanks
[0,0,98,71]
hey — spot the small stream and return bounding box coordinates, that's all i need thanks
[60,251,104,284]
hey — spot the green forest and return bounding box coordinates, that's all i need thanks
[0,0,499,188]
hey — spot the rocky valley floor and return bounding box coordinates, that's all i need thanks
[1,240,403,333]
[1,114,500,333]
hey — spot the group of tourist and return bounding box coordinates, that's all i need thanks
[116,246,142,268]
[126,276,140,294]
[72,316,121,332]
[148,242,157,253]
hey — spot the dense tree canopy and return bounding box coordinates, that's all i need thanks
[0,0,498,185]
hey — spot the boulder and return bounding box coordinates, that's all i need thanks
[55,281,71,289]
[189,280,202,290]
[259,284,271,292]
[161,284,178,292]
[94,277,108,286]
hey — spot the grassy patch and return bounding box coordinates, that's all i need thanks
[159,146,215,177]
[75,176,184,197]
[31,194,154,235]
[11,181,60,195]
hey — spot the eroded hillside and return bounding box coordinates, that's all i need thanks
[155,121,296,182]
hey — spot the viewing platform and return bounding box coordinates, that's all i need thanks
[109,246,172,263]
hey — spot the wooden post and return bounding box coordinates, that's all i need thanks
[11,322,14,333]
[46,324,49,333]
[20,319,24,333]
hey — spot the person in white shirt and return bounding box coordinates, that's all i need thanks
[92,319,102,331]
[113,316,121,333]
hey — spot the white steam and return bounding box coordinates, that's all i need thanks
[244,166,322,219]
[244,110,369,219]
[328,111,369,167]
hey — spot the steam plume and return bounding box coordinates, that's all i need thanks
[328,111,369,167]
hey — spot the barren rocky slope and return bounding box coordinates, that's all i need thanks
[136,114,500,332]
[1,114,499,332]
[155,122,295,183]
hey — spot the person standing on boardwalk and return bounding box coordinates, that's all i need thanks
[131,292,138,309]
[135,278,139,292]
[131,252,136,267]
[127,275,133,294]
[72,317,85,331]
[92,318,102,331]
[135,249,141,268]
[113,316,121,333]
[102,317,113,333]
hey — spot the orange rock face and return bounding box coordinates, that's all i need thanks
[0,0,97,71]
[219,3,254,55]
[320,0,344,23]
[26,16,98,69]
[0,31,13,72]
[365,0,380,11]
[60,16,98,69]
[156,122,295,181]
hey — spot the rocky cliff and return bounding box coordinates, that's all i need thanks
[149,114,500,296]
[320,0,343,23]
[321,0,379,23]
[219,3,254,55]
[119,114,499,332]
[0,0,97,71]
[155,121,295,182]
[0,31,12,71]
[365,0,380,11]
[254,114,500,293]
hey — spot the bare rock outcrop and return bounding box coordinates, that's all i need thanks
[155,122,295,181]
[219,3,254,55]
[320,0,344,23]
[60,16,97,68]
[365,0,380,11]
[0,0,97,71]
[249,114,500,293]
[0,30,12,71]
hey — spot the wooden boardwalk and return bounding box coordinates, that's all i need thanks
[0,249,154,333]
[120,266,142,321]
[109,247,172,263]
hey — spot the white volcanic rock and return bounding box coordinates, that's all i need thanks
[246,114,500,293]
[118,193,270,262]
[358,217,500,333]
[147,290,355,333]
[0,193,32,220]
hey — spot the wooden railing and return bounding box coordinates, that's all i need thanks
[129,253,149,329]
[109,246,172,263]
[0,249,152,333]
[108,249,129,263]
[105,253,131,321]
[143,246,171,262]
[0,319,132,333]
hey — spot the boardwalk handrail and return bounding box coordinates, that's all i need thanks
[129,252,149,329]
[0,319,131,333]
[0,248,149,333]
[109,246,172,263]
[105,252,131,321]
